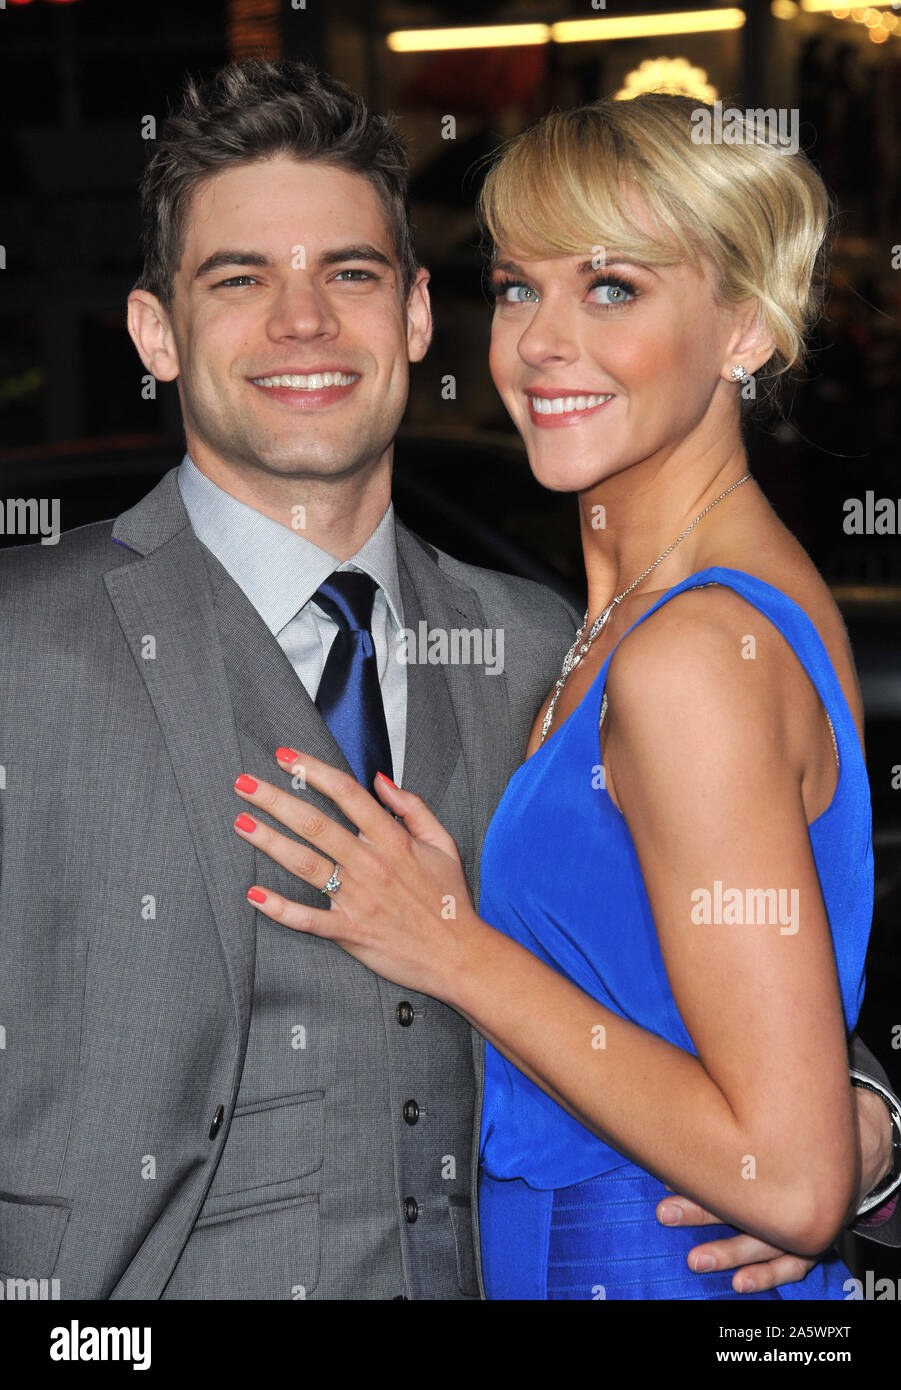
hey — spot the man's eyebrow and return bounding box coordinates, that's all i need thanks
[193,250,274,281]
[318,244,395,272]
[193,245,396,282]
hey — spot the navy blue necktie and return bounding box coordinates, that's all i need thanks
[313,570,394,790]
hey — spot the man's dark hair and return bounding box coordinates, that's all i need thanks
[133,57,419,310]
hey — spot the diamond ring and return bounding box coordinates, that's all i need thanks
[321,863,342,896]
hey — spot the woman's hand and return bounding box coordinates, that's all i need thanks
[232,748,483,999]
[657,1194,816,1292]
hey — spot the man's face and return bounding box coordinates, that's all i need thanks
[148,156,429,484]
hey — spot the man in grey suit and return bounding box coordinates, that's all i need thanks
[1,58,898,1301]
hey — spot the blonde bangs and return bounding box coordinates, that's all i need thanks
[479,107,697,270]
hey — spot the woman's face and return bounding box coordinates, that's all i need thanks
[488,236,739,495]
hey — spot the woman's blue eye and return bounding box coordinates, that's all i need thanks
[492,275,636,307]
[590,279,636,305]
[503,282,538,303]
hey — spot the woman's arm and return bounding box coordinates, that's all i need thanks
[659,1074,896,1292]
[442,589,859,1254]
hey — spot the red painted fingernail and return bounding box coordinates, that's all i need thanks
[247,887,267,904]
[275,747,299,763]
[376,771,397,787]
[235,775,258,793]
[235,813,256,833]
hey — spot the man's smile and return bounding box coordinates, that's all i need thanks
[248,368,362,408]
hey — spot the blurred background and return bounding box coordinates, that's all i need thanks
[2,0,900,1283]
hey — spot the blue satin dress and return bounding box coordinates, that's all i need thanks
[478,568,872,1300]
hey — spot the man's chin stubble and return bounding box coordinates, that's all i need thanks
[223,439,390,486]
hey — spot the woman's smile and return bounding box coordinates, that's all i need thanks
[525,389,616,427]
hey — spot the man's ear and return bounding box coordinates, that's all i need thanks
[722,299,775,383]
[127,290,181,382]
[406,267,432,364]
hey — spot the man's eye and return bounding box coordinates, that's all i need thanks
[215,276,258,287]
[334,269,375,282]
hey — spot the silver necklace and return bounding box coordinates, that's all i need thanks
[540,473,752,744]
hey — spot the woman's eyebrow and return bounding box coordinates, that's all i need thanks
[492,259,525,277]
[575,256,657,276]
[491,255,657,278]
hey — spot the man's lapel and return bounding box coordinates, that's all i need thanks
[103,469,260,1041]
[396,520,511,898]
[396,546,462,825]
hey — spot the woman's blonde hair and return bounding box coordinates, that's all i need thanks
[477,93,833,414]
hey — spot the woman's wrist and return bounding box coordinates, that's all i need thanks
[440,908,508,1016]
[851,1072,901,1216]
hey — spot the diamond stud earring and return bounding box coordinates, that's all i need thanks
[730,364,750,384]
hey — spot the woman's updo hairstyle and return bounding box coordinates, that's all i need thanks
[477,92,833,417]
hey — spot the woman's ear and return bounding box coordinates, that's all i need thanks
[722,300,775,383]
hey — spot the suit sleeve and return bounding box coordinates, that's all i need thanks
[849,1033,901,1248]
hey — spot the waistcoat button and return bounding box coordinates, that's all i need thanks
[403,1099,420,1125]
[403,1196,419,1223]
[396,1001,414,1026]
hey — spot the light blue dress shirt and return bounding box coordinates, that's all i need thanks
[177,453,407,784]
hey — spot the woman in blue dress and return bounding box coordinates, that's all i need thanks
[233,95,877,1298]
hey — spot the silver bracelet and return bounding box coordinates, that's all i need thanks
[850,1070,901,1216]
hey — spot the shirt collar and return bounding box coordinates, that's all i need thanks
[177,452,403,636]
